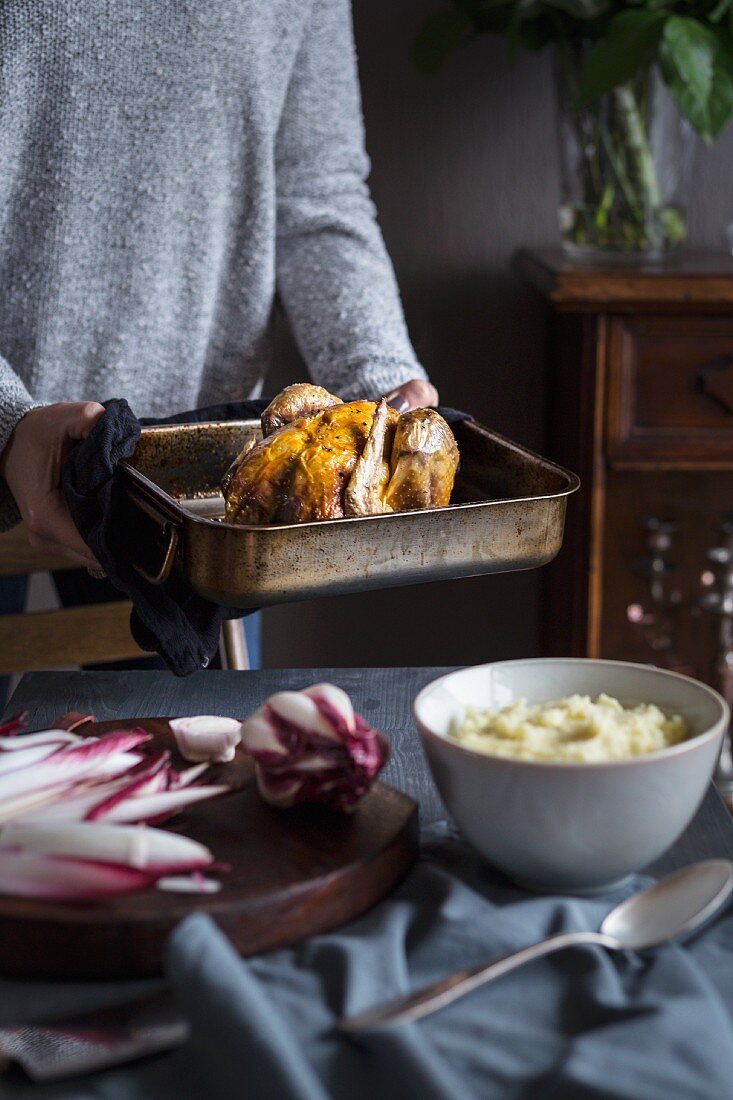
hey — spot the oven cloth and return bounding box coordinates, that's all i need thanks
[61,398,471,676]
[61,397,265,676]
[1,822,732,1099]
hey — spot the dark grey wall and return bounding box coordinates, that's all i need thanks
[262,0,733,669]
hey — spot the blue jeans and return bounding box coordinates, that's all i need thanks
[0,573,261,703]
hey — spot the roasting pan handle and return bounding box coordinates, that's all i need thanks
[123,480,181,586]
[134,522,179,585]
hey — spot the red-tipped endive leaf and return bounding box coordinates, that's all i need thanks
[71,728,151,755]
[120,750,171,796]
[84,751,174,821]
[0,753,144,818]
[127,770,170,798]
[10,763,205,826]
[11,768,166,825]
[91,785,230,824]
[0,822,213,872]
[0,787,84,825]
[125,748,170,776]
[0,849,154,899]
[239,712,289,759]
[0,743,65,774]
[303,683,355,734]
[0,720,232,896]
[12,778,133,824]
[85,752,144,780]
[169,763,210,788]
[0,712,28,737]
[0,730,81,752]
[0,730,149,803]
[267,692,340,741]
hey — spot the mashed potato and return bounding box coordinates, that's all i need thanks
[450,693,687,762]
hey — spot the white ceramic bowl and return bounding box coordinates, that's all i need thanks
[414,659,729,893]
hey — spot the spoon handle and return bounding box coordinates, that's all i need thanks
[339,930,616,1032]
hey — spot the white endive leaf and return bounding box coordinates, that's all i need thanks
[0,821,213,871]
[0,744,63,774]
[267,692,339,740]
[303,683,355,732]
[0,730,81,752]
[239,712,288,756]
[0,849,152,899]
[95,785,229,824]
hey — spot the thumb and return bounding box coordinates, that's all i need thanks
[385,380,439,412]
[66,402,106,441]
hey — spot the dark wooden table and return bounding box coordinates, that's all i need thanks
[5,668,733,874]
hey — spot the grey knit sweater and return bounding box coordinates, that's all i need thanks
[0,0,426,529]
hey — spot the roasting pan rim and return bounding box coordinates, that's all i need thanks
[119,418,580,531]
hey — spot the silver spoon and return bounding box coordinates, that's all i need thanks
[340,859,733,1033]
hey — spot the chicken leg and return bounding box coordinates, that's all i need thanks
[384,408,459,512]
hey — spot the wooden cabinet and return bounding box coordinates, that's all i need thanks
[517,248,733,691]
[607,316,733,462]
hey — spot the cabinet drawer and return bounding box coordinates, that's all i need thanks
[607,316,733,463]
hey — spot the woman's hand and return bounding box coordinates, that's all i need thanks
[0,402,105,567]
[384,379,439,412]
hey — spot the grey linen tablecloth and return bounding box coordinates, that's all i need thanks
[1,821,733,1100]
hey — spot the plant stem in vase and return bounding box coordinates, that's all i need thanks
[556,46,690,261]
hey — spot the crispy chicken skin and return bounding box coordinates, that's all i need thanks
[383,407,459,512]
[223,384,459,525]
[343,398,397,517]
[260,383,342,437]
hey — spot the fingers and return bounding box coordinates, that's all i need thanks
[26,533,99,570]
[25,492,100,568]
[385,379,440,412]
[66,402,106,440]
[2,402,105,570]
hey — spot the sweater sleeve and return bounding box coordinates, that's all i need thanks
[274,0,427,401]
[0,358,39,531]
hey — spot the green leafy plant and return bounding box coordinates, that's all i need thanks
[415,0,733,142]
[416,0,733,253]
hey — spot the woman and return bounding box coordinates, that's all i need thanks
[0,1,436,666]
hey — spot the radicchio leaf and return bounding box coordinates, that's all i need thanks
[240,684,389,812]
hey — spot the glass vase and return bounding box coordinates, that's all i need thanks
[555,43,694,263]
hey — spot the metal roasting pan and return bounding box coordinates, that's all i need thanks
[118,418,580,609]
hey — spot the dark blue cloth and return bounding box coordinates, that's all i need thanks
[61,399,266,677]
[1,823,733,1099]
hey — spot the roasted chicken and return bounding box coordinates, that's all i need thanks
[222,383,459,525]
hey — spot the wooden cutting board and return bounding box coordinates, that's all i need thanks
[0,718,419,980]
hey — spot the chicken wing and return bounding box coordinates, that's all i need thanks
[261,383,342,437]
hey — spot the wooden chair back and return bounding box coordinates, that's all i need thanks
[0,525,145,676]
